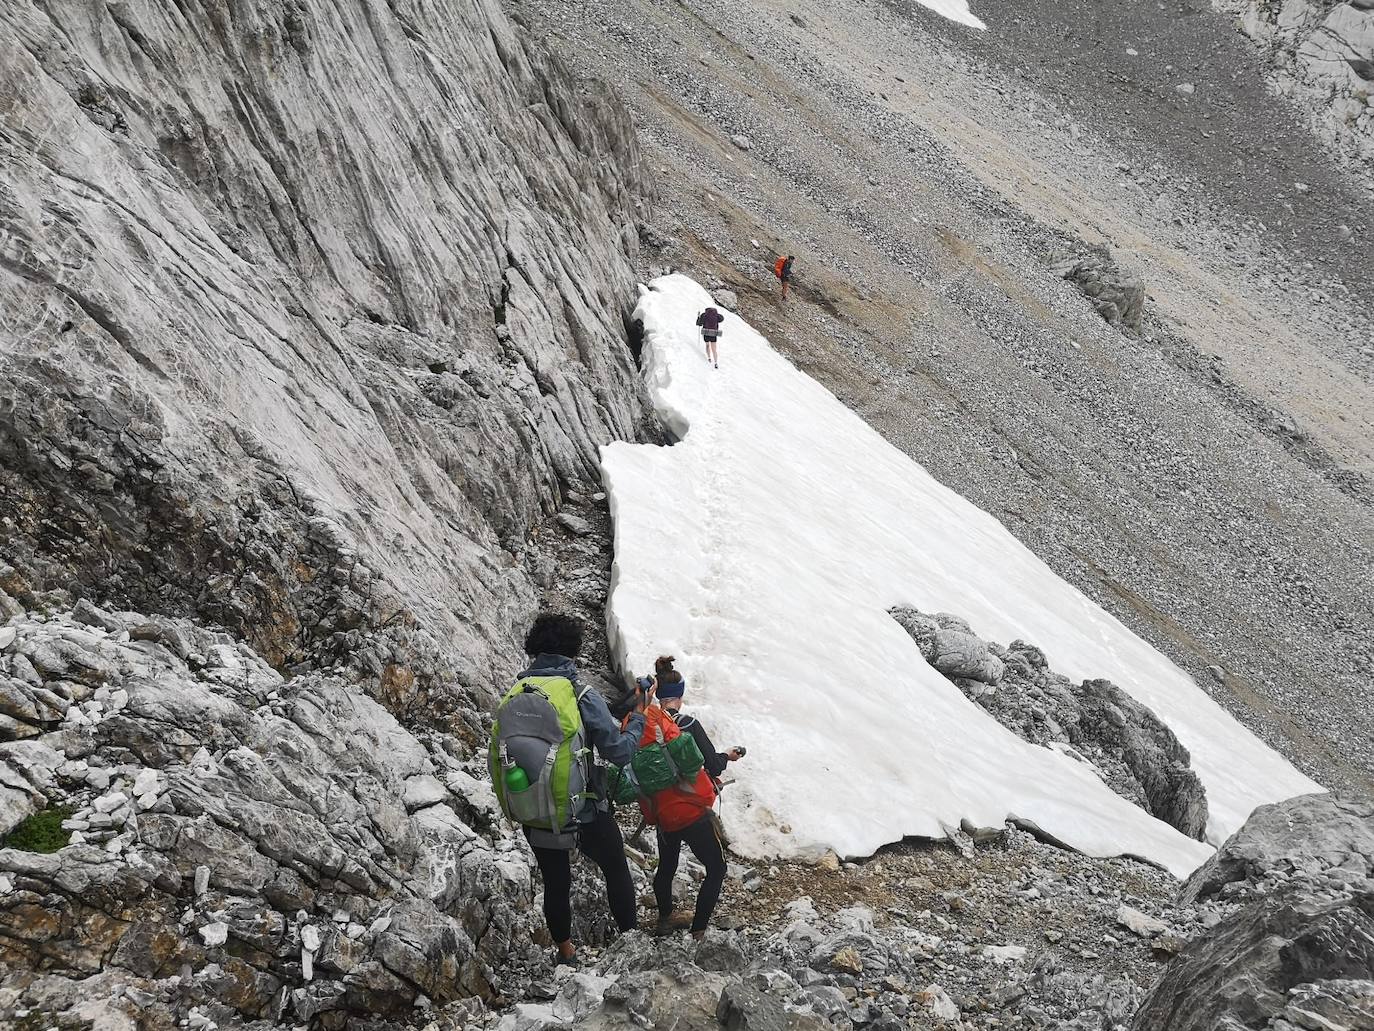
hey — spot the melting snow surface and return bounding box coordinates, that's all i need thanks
[601,275,1321,877]
[918,0,986,30]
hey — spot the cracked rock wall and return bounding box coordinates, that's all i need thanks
[0,0,651,713]
[1216,0,1374,164]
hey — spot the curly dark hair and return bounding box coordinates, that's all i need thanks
[523,612,583,658]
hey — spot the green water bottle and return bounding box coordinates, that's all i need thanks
[502,744,530,793]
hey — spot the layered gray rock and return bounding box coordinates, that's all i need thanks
[891,607,1208,839]
[1133,792,1374,1031]
[1049,248,1147,331]
[0,0,652,717]
[0,605,573,1027]
[1132,888,1374,1031]
[1183,793,1374,903]
[1214,0,1374,164]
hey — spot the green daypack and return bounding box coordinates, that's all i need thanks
[488,675,592,849]
[606,721,706,804]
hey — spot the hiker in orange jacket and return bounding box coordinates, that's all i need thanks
[648,656,740,938]
[773,254,795,300]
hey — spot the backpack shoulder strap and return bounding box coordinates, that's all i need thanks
[518,674,585,733]
[498,676,535,707]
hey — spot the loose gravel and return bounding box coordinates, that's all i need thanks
[518,0,1374,798]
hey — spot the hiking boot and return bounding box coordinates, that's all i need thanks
[655,912,692,935]
[554,949,580,968]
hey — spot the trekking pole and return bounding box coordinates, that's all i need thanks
[628,814,649,850]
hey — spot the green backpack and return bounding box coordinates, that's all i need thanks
[606,714,706,803]
[488,675,592,848]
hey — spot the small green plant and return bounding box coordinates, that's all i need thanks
[2,806,73,853]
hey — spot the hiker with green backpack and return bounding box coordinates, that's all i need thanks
[489,613,653,967]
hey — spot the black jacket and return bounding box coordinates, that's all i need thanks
[672,711,729,778]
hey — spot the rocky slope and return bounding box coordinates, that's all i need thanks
[481,794,1374,1031]
[3,0,1372,1028]
[6,599,1371,1031]
[0,0,652,721]
[517,0,1374,802]
[2,603,539,1027]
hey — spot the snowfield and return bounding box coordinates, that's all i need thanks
[601,275,1321,878]
[916,0,986,31]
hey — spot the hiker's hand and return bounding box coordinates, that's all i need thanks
[636,679,657,713]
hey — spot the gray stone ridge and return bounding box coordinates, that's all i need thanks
[1,602,543,1026]
[890,606,1208,840]
[1133,792,1374,1031]
[1213,0,1374,165]
[0,0,654,716]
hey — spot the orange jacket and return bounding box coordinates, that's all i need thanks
[625,707,716,832]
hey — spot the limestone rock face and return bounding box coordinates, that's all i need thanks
[0,0,651,712]
[1134,793,1374,1031]
[1132,888,1374,1031]
[0,606,550,1026]
[1216,0,1374,163]
[1183,793,1374,903]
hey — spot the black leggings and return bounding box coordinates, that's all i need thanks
[530,809,637,943]
[654,814,727,933]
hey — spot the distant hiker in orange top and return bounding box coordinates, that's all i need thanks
[696,306,725,368]
[773,254,794,300]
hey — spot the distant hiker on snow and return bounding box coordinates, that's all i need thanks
[773,254,795,300]
[696,305,724,368]
[489,613,654,967]
[647,655,742,938]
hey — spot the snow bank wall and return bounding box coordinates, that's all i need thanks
[601,275,1320,877]
[918,0,987,31]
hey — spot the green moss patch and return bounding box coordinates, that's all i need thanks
[2,806,73,853]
